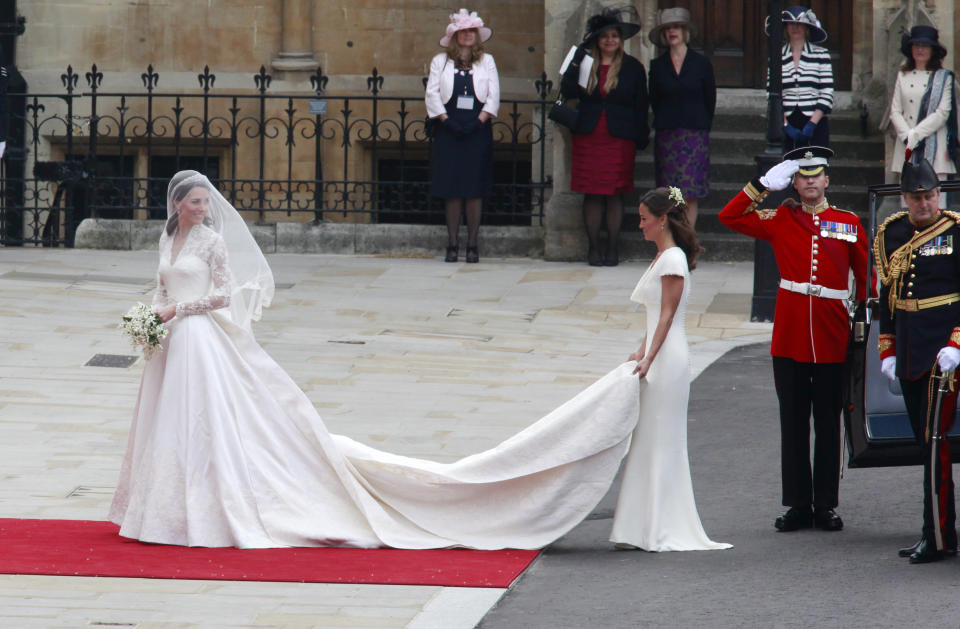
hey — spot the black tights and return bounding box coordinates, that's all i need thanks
[582,194,623,254]
[445,198,481,248]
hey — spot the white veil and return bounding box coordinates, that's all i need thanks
[166,170,275,330]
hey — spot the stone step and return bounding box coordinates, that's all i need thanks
[635,154,884,188]
[712,108,881,138]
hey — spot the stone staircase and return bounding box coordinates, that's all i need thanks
[617,106,886,262]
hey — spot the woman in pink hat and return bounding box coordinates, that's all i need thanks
[425,9,500,264]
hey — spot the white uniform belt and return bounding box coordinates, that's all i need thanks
[779,279,848,300]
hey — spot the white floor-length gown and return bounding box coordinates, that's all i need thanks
[609,247,731,551]
[109,229,728,551]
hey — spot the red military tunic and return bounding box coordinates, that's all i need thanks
[719,179,870,363]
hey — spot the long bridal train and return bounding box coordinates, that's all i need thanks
[109,237,729,552]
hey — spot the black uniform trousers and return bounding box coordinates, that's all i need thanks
[900,372,959,549]
[772,357,843,510]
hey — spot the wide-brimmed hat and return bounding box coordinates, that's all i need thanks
[900,25,947,60]
[648,7,696,47]
[785,145,833,176]
[439,8,493,48]
[764,5,827,44]
[901,156,940,193]
[583,8,641,45]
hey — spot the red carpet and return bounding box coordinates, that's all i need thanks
[0,519,539,587]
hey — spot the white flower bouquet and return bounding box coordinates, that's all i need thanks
[120,302,168,360]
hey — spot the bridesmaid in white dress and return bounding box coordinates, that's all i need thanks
[109,172,728,552]
[610,186,731,551]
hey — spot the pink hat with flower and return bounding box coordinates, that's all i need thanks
[439,8,493,47]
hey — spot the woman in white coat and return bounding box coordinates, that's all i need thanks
[888,25,957,207]
[425,8,499,263]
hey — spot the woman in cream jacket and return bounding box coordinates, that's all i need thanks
[888,25,956,206]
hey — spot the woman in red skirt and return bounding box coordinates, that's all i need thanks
[561,8,649,266]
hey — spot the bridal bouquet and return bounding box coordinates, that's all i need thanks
[120,302,168,359]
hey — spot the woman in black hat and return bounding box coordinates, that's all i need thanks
[561,7,649,266]
[769,6,834,151]
[887,25,957,208]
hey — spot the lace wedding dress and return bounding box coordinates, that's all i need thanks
[108,223,728,551]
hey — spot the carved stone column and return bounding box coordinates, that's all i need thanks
[271,0,316,73]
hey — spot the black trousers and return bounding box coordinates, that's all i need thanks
[772,357,843,510]
[900,372,959,549]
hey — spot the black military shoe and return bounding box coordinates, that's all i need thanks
[774,507,813,531]
[813,509,844,531]
[898,538,923,558]
[909,538,949,564]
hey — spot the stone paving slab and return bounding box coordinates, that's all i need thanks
[0,249,770,628]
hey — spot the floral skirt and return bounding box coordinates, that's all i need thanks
[654,128,710,199]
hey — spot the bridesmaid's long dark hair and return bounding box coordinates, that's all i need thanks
[640,187,702,270]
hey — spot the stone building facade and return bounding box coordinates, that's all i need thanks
[7,0,960,255]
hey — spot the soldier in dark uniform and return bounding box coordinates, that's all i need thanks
[720,146,870,532]
[875,157,960,564]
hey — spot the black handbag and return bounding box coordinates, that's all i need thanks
[548,92,579,131]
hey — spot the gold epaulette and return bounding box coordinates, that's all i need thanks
[944,210,960,224]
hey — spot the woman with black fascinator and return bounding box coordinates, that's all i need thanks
[561,6,649,267]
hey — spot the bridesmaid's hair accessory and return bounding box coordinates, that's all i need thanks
[668,186,685,207]
[439,8,493,47]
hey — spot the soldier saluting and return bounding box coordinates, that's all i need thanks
[719,146,870,533]
[875,157,960,564]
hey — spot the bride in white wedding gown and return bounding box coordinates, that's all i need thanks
[109,172,729,552]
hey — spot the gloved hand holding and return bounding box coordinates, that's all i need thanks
[760,159,800,191]
[881,356,897,381]
[906,129,920,150]
[937,346,960,373]
[443,118,464,136]
[801,121,817,138]
[783,124,802,141]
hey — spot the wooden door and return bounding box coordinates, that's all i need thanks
[658,1,852,90]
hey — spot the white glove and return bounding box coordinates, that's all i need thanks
[759,160,800,191]
[881,356,897,381]
[906,129,920,150]
[937,346,960,373]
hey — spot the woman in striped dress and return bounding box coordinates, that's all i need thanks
[769,6,834,150]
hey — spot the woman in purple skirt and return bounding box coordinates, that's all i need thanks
[647,8,716,228]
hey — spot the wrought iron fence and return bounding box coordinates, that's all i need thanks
[0,64,554,246]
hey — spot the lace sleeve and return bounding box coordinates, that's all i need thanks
[175,232,233,317]
[151,270,174,309]
[151,233,173,309]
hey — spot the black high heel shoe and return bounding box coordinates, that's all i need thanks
[445,243,459,263]
[587,246,603,267]
[603,243,619,267]
[465,246,479,263]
